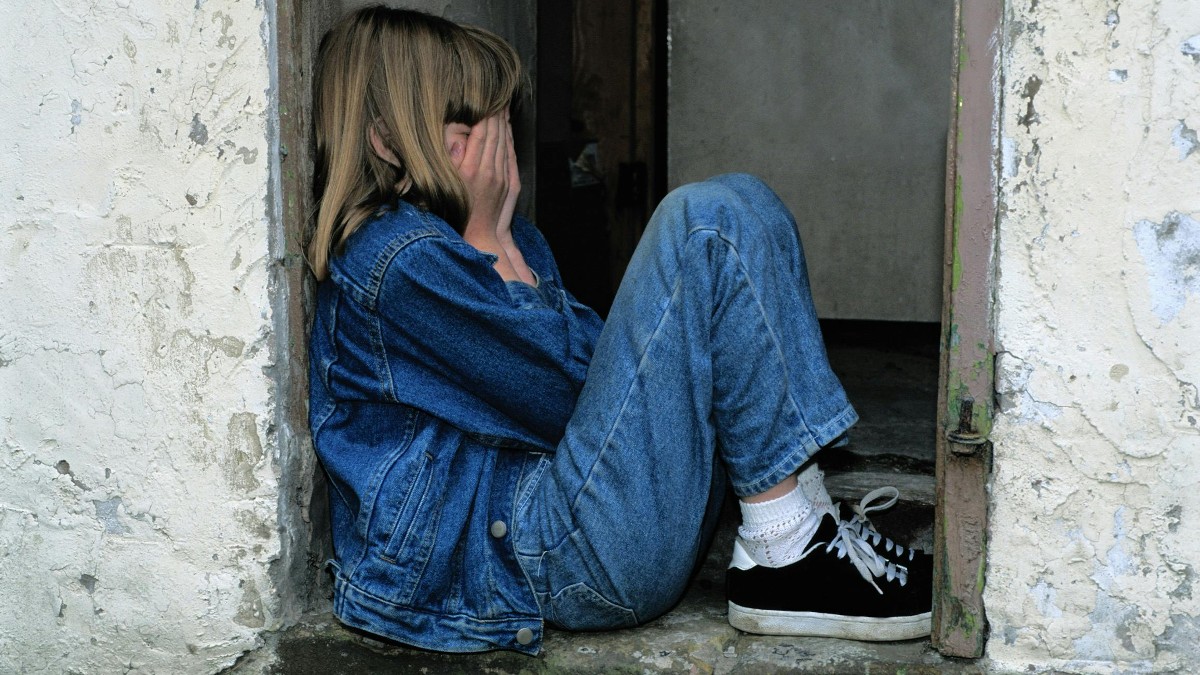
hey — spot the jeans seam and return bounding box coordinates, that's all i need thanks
[697,227,818,495]
[568,277,686,515]
[550,581,640,627]
[714,229,810,432]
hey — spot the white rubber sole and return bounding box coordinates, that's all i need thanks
[727,601,932,641]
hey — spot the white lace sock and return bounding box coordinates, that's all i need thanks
[737,467,828,568]
[796,462,836,519]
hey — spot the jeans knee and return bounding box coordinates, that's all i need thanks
[642,175,800,266]
[660,178,739,212]
[640,180,737,251]
[709,172,770,194]
[708,173,790,213]
[657,176,760,229]
[688,172,788,213]
[672,174,794,231]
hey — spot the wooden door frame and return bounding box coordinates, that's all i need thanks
[271,0,336,616]
[932,0,1003,659]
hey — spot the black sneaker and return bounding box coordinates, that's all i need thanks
[726,513,932,641]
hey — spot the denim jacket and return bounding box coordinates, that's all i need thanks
[308,201,604,654]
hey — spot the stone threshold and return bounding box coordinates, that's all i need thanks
[228,486,993,674]
[229,610,988,674]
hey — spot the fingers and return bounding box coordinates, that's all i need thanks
[457,114,513,234]
[478,115,499,172]
[496,115,521,238]
[462,115,509,183]
[463,117,490,176]
[505,119,520,193]
[490,115,510,187]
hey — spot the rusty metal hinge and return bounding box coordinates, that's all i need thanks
[946,397,988,455]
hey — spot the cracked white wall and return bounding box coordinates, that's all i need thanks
[0,1,279,672]
[989,0,1200,672]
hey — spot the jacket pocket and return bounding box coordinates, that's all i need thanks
[367,421,446,607]
[379,448,436,565]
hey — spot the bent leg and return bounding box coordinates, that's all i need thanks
[514,174,856,628]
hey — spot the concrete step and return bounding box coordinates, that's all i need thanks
[247,608,982,674]
[231,480,970,674]
[827,470,935,507]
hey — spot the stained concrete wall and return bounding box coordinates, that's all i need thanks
[0,2,282,672]
[668,0,955,321]
[987,0,1200,671]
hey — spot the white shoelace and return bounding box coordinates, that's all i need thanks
[797,514,910,594]
[838,486,917,562]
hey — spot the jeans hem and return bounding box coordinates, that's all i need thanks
[730,402,859,497]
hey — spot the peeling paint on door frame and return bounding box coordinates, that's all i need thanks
[932,0,1003,659]
[269,0,333,622]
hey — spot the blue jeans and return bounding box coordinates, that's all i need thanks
[513,174,858,630]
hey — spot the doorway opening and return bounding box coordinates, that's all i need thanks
[536,0,952,566]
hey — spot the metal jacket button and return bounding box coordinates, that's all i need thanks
[490,520,507,538]
[516,627,534,645]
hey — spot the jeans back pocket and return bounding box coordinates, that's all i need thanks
[546,582,639,631]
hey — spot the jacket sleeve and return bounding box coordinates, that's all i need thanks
[375,233,603,451]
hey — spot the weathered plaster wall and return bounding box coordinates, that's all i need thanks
[0,1,281,672]
[988,0,1200,671]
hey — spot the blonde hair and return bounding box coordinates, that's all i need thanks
[309,6,525,280]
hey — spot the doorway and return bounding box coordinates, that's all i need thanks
[536,0,952,574]
[534,0,997,658]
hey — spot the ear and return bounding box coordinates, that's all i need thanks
[368,123,401,168]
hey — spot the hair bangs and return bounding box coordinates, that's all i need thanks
[444,25,526,126]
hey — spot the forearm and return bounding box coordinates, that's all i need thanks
[378,237,597,448]
[463,216,535,284]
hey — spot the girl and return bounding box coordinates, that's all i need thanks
[307,6,931,655]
